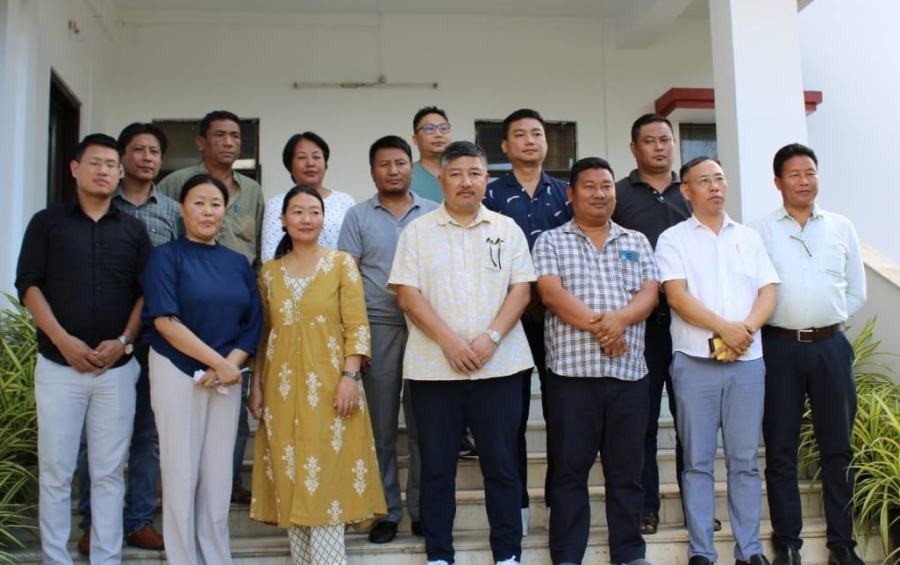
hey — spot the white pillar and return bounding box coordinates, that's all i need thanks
[708,0,809,223]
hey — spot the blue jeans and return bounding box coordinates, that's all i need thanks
[671,352,765,563]
[77,343,158,535]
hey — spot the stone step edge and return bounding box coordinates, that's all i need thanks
[238,446,767,472]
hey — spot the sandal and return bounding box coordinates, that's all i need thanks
[640,512,659,535]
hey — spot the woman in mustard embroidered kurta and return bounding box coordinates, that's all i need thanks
[248,186,385,563]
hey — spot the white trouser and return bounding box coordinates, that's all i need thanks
[36,354,139,565]
[149,348,240,565]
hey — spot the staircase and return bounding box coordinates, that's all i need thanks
[13,374,886,564]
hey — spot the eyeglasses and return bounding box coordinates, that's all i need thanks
[416,123,451,135]
[686,174,727,189]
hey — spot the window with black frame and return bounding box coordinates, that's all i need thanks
[679,123,718,163]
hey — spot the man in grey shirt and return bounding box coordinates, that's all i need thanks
[338,135,438,543]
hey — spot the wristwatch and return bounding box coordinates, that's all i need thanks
[118,335,134,355]
[486,329,502,345]
[341,370,363,382]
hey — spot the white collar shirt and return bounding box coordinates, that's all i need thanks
[750,205,866,329]
[655,214,780,359]
[387,204,536,381]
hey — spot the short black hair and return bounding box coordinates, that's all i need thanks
[199,110,241,138]
[630,113,674,143]
[502,108,544,140]
[569,157,615,187]
[74,133,121,162]
[179,173,229,206]
[369,135,412,166]
[117,122,168,154]
[413,106,449,131]
[679,155,719,182]
[282,132,330,181]
[274,185,324,259]
[773,143,818,178]
[439,141,487,170]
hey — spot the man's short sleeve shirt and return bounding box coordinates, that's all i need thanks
[338,193,438,326]
[484,171,572,250]
[533,220,659,380]
[387,204,536,381]
[655,214,780,359]
[612,169,691,249]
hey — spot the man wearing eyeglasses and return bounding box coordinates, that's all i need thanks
[411,106,452,203]
[751,144,867,565]
[16,134,152,564]
[482,108,572,535]
[655,157,778,565]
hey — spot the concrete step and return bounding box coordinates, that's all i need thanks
[15,519,886,564]
[63,479,826,543]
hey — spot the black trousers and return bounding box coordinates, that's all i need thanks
[520,313,551,509]
[641,314,684,515]
[410,371,526,564]
[762,330,857,550]
[547,372,648,564]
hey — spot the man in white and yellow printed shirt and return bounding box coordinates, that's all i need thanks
[389,141,535,565]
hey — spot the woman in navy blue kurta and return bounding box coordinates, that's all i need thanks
[142,174,261,565]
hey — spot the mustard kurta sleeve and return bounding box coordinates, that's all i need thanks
[338,252,371,359]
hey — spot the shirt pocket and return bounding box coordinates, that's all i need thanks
[816,241,847,278]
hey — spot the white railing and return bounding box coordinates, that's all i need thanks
[850,243,900,379]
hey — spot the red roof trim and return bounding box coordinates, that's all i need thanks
[654,87,823,116]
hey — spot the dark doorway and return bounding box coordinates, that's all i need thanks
[47,71,81,205]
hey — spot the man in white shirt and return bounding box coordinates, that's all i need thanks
[389,141,535,565]
[751,144,866,565]
[655,157,778,565]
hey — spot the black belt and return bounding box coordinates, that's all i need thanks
[763,323,842,343]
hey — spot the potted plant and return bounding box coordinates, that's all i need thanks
[0,295,39,562]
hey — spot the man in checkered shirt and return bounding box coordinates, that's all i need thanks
[533,157,660,565]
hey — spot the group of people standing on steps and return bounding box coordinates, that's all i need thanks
[17,105,865,565]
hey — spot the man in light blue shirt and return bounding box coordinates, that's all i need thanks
[751,143,866,565]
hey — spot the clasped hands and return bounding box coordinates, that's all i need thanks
[588,311,629,357]
[711,320,755,363]
[441,332,498,375]
[196,359,243,388]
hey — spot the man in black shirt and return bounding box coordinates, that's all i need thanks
[16,134,152,563]
[611,114,699,536]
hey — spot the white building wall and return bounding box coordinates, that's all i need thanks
[799,0,900,262]
[107,11,713,201]
[0,0,116,292]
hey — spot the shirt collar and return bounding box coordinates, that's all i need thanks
[435,203,492,227]
[67,196,121,219]
[113,183,161,205]
[371,190,422,210]
[561,219,627,242]
[499,170,557,193]
[627,169,680,190]
[687,212,737,231]
[775,204,824,222]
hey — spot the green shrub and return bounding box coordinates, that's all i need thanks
[0,295,38,562]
